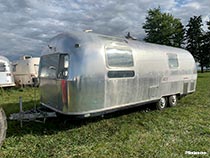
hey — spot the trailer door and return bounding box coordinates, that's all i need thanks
[39,53,69,111]
[0,62,14,86]
[105,44,136,107]
[0,62,7,85]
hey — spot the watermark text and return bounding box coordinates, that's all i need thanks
[185,151,207,155]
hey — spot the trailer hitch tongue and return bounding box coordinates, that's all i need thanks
[9,96,57,127]
[19,96,23,128]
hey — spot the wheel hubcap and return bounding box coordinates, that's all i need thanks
[172,96,176,104]
[170,95,177,106]
[160,98,166,108]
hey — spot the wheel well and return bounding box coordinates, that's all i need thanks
[162,93,181,99]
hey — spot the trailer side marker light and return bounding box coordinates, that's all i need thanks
[61,80,67,105]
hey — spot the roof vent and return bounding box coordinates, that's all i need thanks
[84,29,93,33]
[125,32,137,40]
[21,55,32,60]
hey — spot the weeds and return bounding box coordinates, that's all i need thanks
[0,74,210,158]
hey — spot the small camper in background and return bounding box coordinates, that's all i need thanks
[13,55,40,86]
[0,56,15,88]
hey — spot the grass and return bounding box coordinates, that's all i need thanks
[0,73,210,158]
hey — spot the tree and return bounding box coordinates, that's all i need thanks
[207,21,210,30]
[185,16,208,73]
[142,7,185,47]
[201,21,210,70]
[200,34,210,71]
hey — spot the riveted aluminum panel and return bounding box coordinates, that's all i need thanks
[39,31,197,115]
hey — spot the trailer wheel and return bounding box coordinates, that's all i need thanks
[0,108,7,148]
[168,95,177,107]
[156,97,167,110]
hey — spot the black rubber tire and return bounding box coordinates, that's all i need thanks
[0,108,7,148]
[168,95,177,107]
[156,97,167,110]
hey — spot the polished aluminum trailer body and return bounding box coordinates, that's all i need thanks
[0,56,15,87]
[39,31,197,116]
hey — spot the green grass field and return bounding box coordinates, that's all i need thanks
[0,73,210,158]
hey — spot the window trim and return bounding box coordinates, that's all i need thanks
[39,53,69,79]
[105,44,134,69]
[167,53,179,69]
[107,70,135,78]
[0,62,6,72]
[57,54,69,79]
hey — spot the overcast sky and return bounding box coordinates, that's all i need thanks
[0,0,210,60]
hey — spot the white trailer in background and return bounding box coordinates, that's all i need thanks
[12,55,40,86]
[0,56,15,88]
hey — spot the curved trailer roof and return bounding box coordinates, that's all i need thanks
[0,56,10,63]
[42,31,191,57]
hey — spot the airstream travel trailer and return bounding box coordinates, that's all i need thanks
[0,56,15,88]
[37,31,197,116]
[0,31,197,148]
[12,55,40,86]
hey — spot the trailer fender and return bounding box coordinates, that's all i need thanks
[0,108,7,148]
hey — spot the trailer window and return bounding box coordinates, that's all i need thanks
[168,54,179,68]
[39,54,69,79]
[57,54,69,79]
[106,47,133,67]
[13,64,17,72]
[39,54,59,78]
[108,70,135,78]
[0,62,6,72]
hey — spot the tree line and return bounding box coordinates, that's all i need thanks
[142,8,210,73]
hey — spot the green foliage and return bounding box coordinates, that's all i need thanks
[200,33,210,69]
[142,7,185,47]
[202,20,210,68]
[207,21,210,30]
[185,16,210,73]
[1,76,210,157]
[185,16,203,59]
[142,8,210,73]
